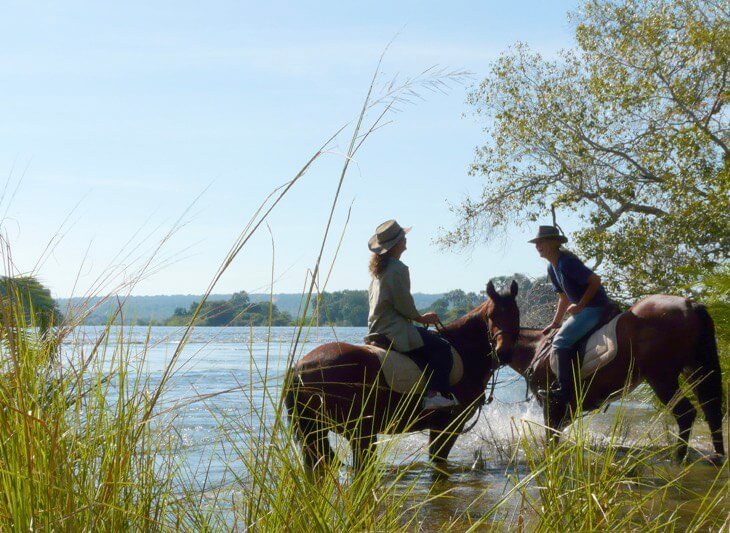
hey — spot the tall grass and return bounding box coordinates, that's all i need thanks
[0,289,190,529]
[501,401,729,531]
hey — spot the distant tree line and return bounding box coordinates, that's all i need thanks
[153,279,558,328]
[52,277,561,328]
[161,291,292,327]
[307,290,370,327]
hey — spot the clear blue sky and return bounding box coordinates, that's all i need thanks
[1,0,582,298]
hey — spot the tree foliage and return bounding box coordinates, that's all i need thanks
[443,0,729,298]
[311,290,370,327]
[0,276,60,330]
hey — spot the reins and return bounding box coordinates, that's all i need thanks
[433,318,521,434]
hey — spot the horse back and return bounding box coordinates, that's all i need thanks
[294,342,382,387]
[627,295,700,342]
[623,294,706,373]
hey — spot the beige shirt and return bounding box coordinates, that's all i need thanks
[365,258,424,351]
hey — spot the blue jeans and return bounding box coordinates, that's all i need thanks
[404,328,453,395]
[553,306,604,350]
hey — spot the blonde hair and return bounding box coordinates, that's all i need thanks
[369,252,391,278]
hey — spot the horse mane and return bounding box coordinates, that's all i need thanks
[441,301,490,361]
[444,300,489,331]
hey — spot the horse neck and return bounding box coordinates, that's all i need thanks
[442,312,492,375]
[510,328,543,376]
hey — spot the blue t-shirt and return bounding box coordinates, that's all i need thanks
[547,253,609,307]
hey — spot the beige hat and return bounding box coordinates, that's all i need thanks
[368,219,411,255]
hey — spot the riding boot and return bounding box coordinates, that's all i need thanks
[555,347,576,402]
[538,347,576,404]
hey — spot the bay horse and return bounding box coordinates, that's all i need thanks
[284,280,520,471]
[508,295,725,463]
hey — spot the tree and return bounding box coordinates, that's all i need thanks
[442,0,729,299]
[0,276,60,332]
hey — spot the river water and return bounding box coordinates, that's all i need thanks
[64,325,727,528]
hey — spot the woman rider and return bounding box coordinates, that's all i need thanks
[530,225,611,406]
[364,220,458,411]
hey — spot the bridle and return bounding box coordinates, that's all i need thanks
[434,316,521,434]
[484,322,521,403]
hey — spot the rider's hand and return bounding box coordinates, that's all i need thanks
[566,303,585,316]
[419,312,440,325]
[542,323,559,335]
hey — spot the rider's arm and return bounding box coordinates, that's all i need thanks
[574,273,602,311]
[550,293,570,327]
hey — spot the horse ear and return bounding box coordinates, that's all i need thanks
[486,280,497,300]
[510,280,518,298]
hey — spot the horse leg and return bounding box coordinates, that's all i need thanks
[647,376,696,461]
[691,370,726,461]
[351,432,376,473]
[542,397,569,447]
[288,390,335,474]
[302,425,335,473]
[690,302,726,461]
[429,427,461,464]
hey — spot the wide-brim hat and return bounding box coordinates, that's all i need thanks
[528,225,568,244]
[368,219,411,255]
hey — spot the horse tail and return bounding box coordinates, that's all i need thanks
[284,367,305,437]
[690,303,726,453]
[692,303,722,391]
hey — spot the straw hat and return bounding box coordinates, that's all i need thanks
[528,225,568,244]
[368,219,411,255]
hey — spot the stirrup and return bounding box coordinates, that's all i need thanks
[537,386,569,403]
[422,393,459,411]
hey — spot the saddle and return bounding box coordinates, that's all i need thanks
[533,302,622,379]
[364,334,464,395]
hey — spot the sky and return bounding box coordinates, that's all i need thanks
[1,0,583,298]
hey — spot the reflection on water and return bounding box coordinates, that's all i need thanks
[65,326,728,527]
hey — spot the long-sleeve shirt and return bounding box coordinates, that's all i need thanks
[364,258,424,352]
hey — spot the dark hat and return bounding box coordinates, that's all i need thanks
[368,219,411,255]
[528,225,568,244]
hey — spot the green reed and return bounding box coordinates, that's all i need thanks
[0,290,192,529]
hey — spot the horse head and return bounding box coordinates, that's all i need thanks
[484,280,520,365]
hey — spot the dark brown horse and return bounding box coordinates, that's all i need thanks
[508,295,725,462]
[285,280,520,471]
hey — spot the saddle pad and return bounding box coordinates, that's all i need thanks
[550,315,621,378]
[365,345,464,395]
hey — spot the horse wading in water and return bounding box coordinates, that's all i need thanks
[284,280,520,471]
[511,227,725,462]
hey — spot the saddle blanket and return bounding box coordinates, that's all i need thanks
[364,345,464,395]
[550,314,621,378]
